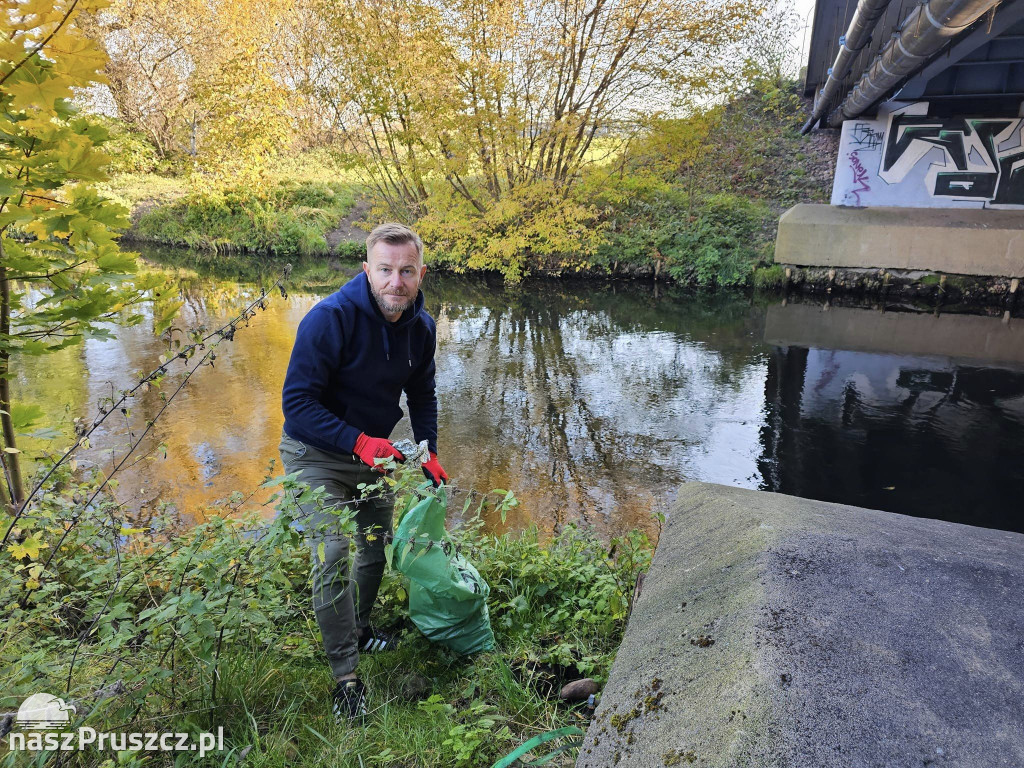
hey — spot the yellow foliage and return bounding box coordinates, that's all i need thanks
[0,0,181,502]
[9,533,48,561]
[85,0,298,188]
[306,0,771,279]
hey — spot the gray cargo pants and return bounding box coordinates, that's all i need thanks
[278,430,394,679]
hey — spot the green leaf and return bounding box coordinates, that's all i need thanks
[95,250,138,272]
[10,403,44,431]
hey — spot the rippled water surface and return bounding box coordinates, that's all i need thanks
[22,248,1024,536]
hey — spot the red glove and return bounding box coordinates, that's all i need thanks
[422,452,448,487]
[353,434,405,472]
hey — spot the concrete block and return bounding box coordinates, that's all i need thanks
[775,204,1024,277]
[577,483,1024,767]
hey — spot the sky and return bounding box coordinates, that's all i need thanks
[793,0,820,77]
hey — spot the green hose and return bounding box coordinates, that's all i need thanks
[490,726,585,768]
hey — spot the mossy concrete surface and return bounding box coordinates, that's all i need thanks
[577,482,1024,767]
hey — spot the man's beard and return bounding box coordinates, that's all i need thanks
[370,283,414,316]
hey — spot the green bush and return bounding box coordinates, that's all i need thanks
[287,181,343,209]
[336,239,365,261]
[134,181,357,257]
[1,458,651,767]
[663,194,770,287]
[597,187,770,287]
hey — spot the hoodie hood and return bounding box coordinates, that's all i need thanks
[338,271,425,365]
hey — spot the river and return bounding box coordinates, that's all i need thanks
[20,247,1024,538]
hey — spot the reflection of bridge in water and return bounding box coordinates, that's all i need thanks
[760,301,1024,532]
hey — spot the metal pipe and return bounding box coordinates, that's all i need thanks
[827,0,1003,126]
[801,0,895,134]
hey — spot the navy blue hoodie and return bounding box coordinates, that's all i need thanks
[281,270,438,456]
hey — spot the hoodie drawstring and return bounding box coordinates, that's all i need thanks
[380,325,413,367]
[381,324,413,367]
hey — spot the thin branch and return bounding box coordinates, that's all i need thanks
[2,268,291,547]
[0,0,81,86]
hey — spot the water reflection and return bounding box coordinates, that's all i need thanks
[423,279,769,534]
[19,251,1024,538]
[760,303,1024,532]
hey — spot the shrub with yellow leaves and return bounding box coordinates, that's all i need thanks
[0,0,179,505]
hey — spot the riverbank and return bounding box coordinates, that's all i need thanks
[104,81,837,288]
[111,181,1024,309]
[106,179,363,259]
[1,460,651,768]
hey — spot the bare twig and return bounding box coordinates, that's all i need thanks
[2,267,291,546]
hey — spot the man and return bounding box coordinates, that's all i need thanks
[279,223,448,722]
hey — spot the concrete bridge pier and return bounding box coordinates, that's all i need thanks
[784,0,1024,287]
[776,204,1024,280]
[576,482,1024,767]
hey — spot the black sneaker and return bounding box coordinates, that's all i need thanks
[332,679,367,723]
[358,627,395,653]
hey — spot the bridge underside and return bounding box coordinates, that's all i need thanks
[778,1,1024,277]
[804,0,1024,127]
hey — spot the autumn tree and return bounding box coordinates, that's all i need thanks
[79,0,210,158]
[83,0,296,185]
[0,0,176,507]
[306,0,769,278]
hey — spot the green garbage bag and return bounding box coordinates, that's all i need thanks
[393,490,495,655]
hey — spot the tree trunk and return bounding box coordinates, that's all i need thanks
[0,258,24,508]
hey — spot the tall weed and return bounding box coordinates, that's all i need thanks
[1,457,651,767]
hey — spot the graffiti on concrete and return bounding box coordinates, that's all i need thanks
[850,123,884,151]
[831,102,1024,209]
[847,151,872,206]
[882,116,1024,205]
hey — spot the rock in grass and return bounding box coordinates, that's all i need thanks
[398,673,431,700]
[559,678,599,701]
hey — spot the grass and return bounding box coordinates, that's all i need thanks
[185,631,585,768]
[97,173,189,216]
[263,148,364,187]
[131,181,360,258]
[753,264,786,290]
[1,459,651,768]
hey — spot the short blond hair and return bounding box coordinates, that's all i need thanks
[366,223,423,262]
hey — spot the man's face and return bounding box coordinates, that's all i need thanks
[363,240,427,321]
